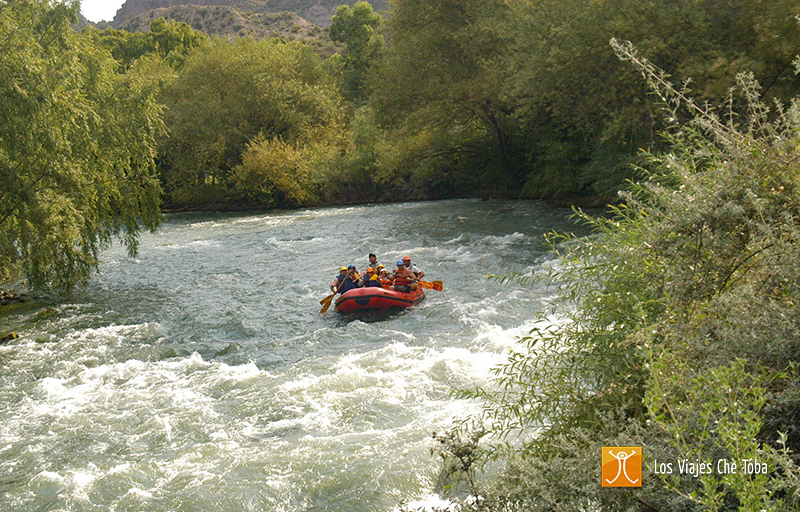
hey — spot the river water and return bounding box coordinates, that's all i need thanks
[0,199,579,511]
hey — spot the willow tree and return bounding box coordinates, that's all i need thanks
[0,0,166,295]
[88,17,206,70]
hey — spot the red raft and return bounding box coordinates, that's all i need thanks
[334,286,425,314]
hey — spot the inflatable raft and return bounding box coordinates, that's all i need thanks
[335,287,425,314]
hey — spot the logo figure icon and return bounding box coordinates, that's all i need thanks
[602,446,642,487]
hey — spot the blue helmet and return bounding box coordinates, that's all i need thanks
[396,260,405,266]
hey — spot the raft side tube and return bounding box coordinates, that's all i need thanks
[334,287,425,314]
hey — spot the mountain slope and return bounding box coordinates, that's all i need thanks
[118,5,327,43]
[111,0,387,28]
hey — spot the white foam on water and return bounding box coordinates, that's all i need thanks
[74,322,162,342]
[66,467,99,498]
[395,494,460,512]
[34,377,93,419]
[126,487,154,500]
[471,318,553,351]
[12,363,473,511]
[155,239,222,251]
[445,234,468,245]
[477,231,528,247]
[2,319,551,510]
[33,470,65,484]
[232,215,287,226]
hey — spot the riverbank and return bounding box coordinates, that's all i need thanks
[161,190,608,214]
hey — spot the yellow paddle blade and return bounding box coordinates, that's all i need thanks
[319,295,335,313]
[320,293,335,305]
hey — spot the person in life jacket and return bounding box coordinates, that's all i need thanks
[359,267,382,288]
[367,253,380,271]
[391,260,418,293]
[402,255,424,279]
[331,267,347,292]
[376,265,391,287]
[331,265,360,294]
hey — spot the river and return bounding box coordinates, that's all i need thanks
[0,199,579,511]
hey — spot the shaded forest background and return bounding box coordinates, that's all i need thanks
[89,0,800,210]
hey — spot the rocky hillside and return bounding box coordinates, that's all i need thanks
[111,0,387,28]
[118,5,333,50]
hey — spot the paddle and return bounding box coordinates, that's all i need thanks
[319,293,336,313]
[418,280,443,291]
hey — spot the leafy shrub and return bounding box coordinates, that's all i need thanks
[444,40,800,511]
[231,136,322,208]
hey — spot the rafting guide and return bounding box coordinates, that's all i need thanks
[653,457,769,477]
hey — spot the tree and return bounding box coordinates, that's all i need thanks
[159,38,346,206]
[0,0,166,295]
[369,0,522,195]
[329,1,385,102]
[88,18,205,70]
[505,0,800,200]
[368,0,800,203]
[147,17,205,66]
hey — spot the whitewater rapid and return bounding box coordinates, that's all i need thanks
[0,199,578,511]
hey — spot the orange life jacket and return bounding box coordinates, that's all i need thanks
[393,269,413,287]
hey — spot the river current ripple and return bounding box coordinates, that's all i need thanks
[0,199,578,511]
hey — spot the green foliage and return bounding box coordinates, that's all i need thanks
[445,43,800,510]
[88,18,205,70]
[158,37,346,206]
[0,0,165,295]
[370,0,523,196]
[147,17,206,66]
[329,1,384,101]
[648,360,796,511]
[533,0,799,199]
[232,135,334,208]
[368,0,800,203]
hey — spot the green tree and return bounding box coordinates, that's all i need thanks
[232,136,324,208]
[88,17,205,70]
[505,0,800,201]
[159,38,346,206]
[370,0,521,196]
[86,26,149,69]
[329,1,385,102]
[368,0,800,203]
[0,0,166,295]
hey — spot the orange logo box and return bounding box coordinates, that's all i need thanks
[602,447,642,487]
